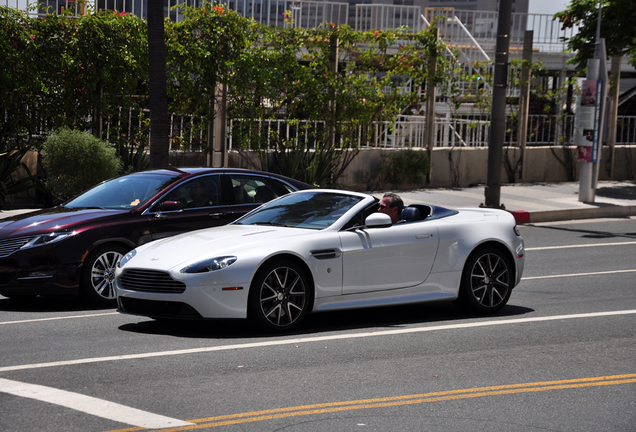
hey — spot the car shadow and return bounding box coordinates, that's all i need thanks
[0,296,114,313]
[117,302,535,339]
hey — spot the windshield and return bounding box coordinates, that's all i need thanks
[235,191,363,230]
[64,174,180,210]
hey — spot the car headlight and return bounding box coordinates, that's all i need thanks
[118,250,137,268]
[180,256,237,274]
[20,232,75,250]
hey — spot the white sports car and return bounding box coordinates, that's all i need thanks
[115,189,525,331]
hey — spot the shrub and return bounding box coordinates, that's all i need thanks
[380,149,430,189]
[42,129,122,201]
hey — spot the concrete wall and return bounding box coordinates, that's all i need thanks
[10,146,633,209]
[226,146,636,191]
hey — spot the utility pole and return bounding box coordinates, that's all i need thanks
[484,0,512,208]
[577,1,608,202]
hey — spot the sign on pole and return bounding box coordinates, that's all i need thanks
[574,79,602,163]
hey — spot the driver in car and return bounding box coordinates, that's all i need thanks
[378,192,403,224]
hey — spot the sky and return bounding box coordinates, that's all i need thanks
[528,0,571,15]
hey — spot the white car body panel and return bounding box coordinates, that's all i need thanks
[115,190,525,323]
[339,223,439,294]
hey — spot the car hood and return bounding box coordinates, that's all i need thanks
[0,207,128,237]
[126,224,315,271]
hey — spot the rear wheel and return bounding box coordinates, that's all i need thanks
[81,244,128,306]
[249,260,310,332]
[456,246,513,314]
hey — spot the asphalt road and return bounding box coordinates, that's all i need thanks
[1,217,635,432]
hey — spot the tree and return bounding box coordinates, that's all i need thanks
[147,0,170,168]
[555,0,636,69]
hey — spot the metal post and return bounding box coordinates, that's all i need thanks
[579,59,599,203]
[517,30,533,180]
[425,27,439,184]
[607,56,621,178]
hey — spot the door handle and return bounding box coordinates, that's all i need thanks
[416,234,432,239]
[209,212,224,218]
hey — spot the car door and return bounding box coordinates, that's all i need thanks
[148,174,235,241]
[339,219,439,295]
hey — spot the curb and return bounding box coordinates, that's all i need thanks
[511,205,636,224]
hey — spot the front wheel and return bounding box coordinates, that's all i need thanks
[249,260,310,332]
[455,246,513,314]
[81,244,128,306]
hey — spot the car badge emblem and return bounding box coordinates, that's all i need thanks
[150,258,158,261]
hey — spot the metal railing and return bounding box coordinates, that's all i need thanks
[225,115,636,150]
[7,105,635,149]
[5,1,574,51]
[354,4,421,32]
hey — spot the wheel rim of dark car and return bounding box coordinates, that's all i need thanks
[90,251,123,300]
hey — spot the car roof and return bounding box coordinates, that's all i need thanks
[131,168,312,189]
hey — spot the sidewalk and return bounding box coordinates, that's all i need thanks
[372,180,636,224]
[1,181,635,224]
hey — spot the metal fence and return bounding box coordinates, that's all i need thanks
[5,0,573,49]
[224,115,636,151]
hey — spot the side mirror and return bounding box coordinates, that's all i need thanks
[157,200,184,212]
[364,212,392,228]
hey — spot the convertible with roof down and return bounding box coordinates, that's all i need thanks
[115,189,525,331]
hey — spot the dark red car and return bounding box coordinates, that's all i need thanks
[0,168,311,305]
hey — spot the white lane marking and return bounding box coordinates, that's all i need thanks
[523,269,636,280]
[526,241,636,251]
[0,312,118,325]
[0,378,193,429]
[1,310,635,373]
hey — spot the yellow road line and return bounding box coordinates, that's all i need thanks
[103,374,636,432]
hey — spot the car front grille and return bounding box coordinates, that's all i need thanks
[118,269,186,294]
[0,236,38,258]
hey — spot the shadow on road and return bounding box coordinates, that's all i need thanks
[596,183,636,201]
[117,301,534,339]
[0,296,113,313]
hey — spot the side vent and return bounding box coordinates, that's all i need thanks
[310,249,342,260]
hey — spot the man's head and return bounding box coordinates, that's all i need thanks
[378,193,403,224]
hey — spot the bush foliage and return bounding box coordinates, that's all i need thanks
[42,129,122,200]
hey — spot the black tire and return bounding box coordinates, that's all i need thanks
[456,246,513,314]
[248,259,310,332]
[81,244,129,306]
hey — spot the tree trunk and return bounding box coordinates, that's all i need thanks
[147,0,170,169]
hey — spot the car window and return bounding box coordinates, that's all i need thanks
[65,174,180,210]
[229,174,285,205]
[155,175,222,210]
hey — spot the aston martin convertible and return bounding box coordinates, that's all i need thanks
[115,189,525,331]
